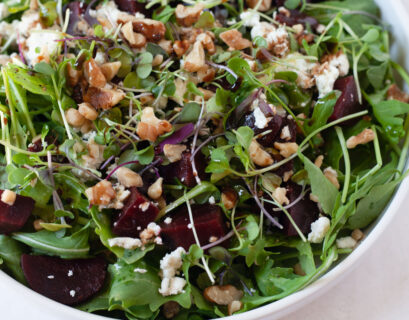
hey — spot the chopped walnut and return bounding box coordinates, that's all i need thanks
[65,108,85,127]
[132,18,166,41]
[152,54,164,67]
[204,285,243,305]
[78,102,98,121]
[198,88,215,100]
[140,222,161,246]
[148,178,163,200]
[84,87,125,110]
[1,189,16,206]
[66,63,82,87]
[249,140,274,167]
[221,188,238,210]
[83,58,107,88]
[122,21,147,48]
[351,229,364,241]
[158,39,173,54]
[173,40,190,57]
[197,65,216,82]
[162,301,180,319]
[171,78,187,105]
[175,3,204,27]
[273,187,289,205]
[183,40,205,72]
[219,29,252,50]
[100,62,122,81]
[228,300,243,316]
[314,155,324,168]
[137,107,172,142]
[323,167,340,189]
[387,84,409,103]
[33,219,44,231]
[163,144,187,162]
[80,120,94,134]
[140,94,155,105]
[246,0,272,11]
[85,180,116,206]
[283,170,293,182]
[197,32,216,54]
[346,128,375,149]
[115,167,143,188]
[280,125,292,141]
[274,142,298,158]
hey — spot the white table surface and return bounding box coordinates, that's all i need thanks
[1,2,409,320]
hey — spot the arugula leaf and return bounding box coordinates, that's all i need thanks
[6,65,54,97]
[305,91,339,134]
[0,235,26,283]
[13,225,90,259]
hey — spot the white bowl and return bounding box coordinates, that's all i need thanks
[1,1,409,319]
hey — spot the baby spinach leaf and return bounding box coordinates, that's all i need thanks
[0,235,26,283]
[137,52,153,79]
[12,225,90,259]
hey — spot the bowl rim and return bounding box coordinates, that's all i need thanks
[1,1,409,319]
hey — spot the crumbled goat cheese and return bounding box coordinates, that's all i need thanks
[108,237,142,250]
[307,217,331,243]
[69,290,76,297]
[134,268,147,273]
[187,223,192,229]
[18,11,42,37]
[135,12,145,19]
[266,26,289,55]
[208,196,216,204]
[276,53,317,89]
[100,183,130,210]
[158,247,187,296]
[336,236,357,249]
[240,11,260,27]
[329,52,349,77]
[253,107,268,129]
[280,126,291,140]
[251,22,274,40]
[24,31,62,65]
[47,275,54,279]
[315,63,339,97]
[164,217,172,224]
[67,270,74,277]
[146,222,161,236]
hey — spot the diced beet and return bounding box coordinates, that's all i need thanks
[21,254,107,306]
[160,151,206,188]
[273,157,294,178]
[275,10,318,30]
[329,76,363,123]
[112,187,159,237]
[281,182,319,236]
[276,117,297,143]
[160,204,228,250]
[114,0,151,16]
[0,191,34,234]
[243,113,283,147]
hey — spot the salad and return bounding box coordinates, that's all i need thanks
[0,0,408,318]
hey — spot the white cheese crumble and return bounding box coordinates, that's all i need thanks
[69,290,76,297]
[47,275,54,279]
[158,247,187,296]
[336,236,357,249]
[307,217,331,243]
[240,11,260,27]
[146,222,161,236]
[329,52,349,77]
[280,126,291,141]
[67,270,74,277]
[253,107,268,129]
[164,217,172,224]
[108,237,142,250]
[134,268,147,273]
[208,196,216,204]
[315,63,339,98]
[23,30,62,65]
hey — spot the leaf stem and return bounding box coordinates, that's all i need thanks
[335,126,351,203]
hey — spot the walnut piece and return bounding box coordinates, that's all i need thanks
[65,108,85,127]
[273,187,289,205]
[137,107,172,142]
[387,84,409,103]
[66,63,82,87]
[203,285,243,306]
[1,189,16,206]
[83,58,107,88]
[346,128,375,149]
[132,18,166,42]
[84,87,125,110]
[219,29,252,50]
[183,41,205,72]
[148,177,163,200]
[100,62,122,81]
[85,180,116,206]
[115,167,143,188]
[221,188,238,210]
[175,3,204,27]
[249,140,274,167]
[122,21,146,48]
[274,142,298,158]
[163,144,187,162]
[78,102,98,121]
[246,0,272,11]
[173,40,190,57]
[228,300,243,316]
[323,167,340,189]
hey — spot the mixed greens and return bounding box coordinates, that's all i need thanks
[0,0,408,319]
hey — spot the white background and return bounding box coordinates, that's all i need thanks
[1,1,409,320]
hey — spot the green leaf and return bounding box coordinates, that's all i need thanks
[122,244,155,264]
[285,0,301,10]
[206,88,230,114]
[303,156,339,214]
[367,62,388,90]
[6,65,54,97]
[177,102,201,123]
[0,235,26,283]
[372,100,409,143]
[361,29,379,43]
[152,5,174,23]
[137,52,153,79]
[305,91,339,134]
[235,126,254,150]
[187,82,203,97]
[34,62,56,76]
[13,225,90,259]
[295,241,316,275]
[194,11,215,28]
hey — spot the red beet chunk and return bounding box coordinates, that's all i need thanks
[281,182,319,236]
[160,151,206,188]
[329,76,362,123]
[21,254,107,306]
[0,191,34,234]
[160,204,227,250]
[243,113,283,147]
[275,10,318,30]
[112,187,159,237]
[114,0,151,16]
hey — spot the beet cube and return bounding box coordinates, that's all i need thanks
[160,151,206,188]
[160,204,227,250]
[281,182,319,236]
[243,113,283,148]
[21,254,107,306]
[0,191,34,234]
[329,76,363,123]
[112,187,159,237]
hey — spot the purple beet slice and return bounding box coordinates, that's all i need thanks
[0,190,34,234]
[160,151,207,188]
[280,182,319,236]
[160,204,228,250]
[275,10,318,30]
[114,0,151,16]
[329,76,362,122]
[112,187,159,237]
[21,254,107,306]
